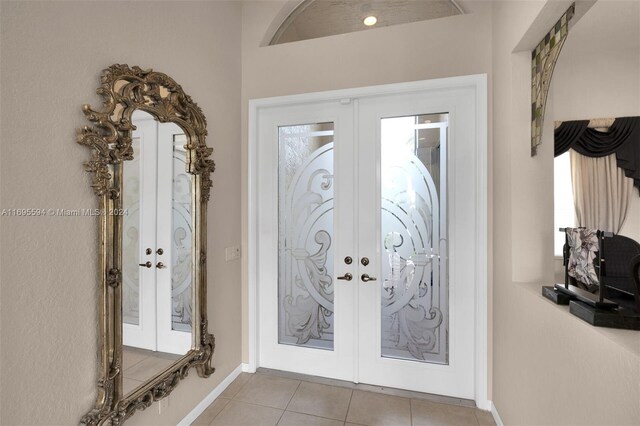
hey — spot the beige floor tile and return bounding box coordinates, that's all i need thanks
[278,411,343,426]
[153,351,184,361]
[346,390,411,426]
[220,373,253,399]
[123,378,144,396]
[122,349,148,370]
[287,381,352,421]
[123,355,175,382]
[474,410,496,426]
[234,374,300,409]
[210,400,283,426]
[192,398,231,426]
[411,399,480,426]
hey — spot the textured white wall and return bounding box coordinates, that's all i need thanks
[492,1,640,424]
[0,1,242,425]
[2,1,639,425]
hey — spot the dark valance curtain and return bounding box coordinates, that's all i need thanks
[554,116,640,193]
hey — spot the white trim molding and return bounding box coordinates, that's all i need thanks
[490,401,505,426]
[177,365,243,426]
[248,74,489,409]
[474,75,490,411]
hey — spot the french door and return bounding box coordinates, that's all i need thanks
[255,78,485,400]
[122,111,192,355]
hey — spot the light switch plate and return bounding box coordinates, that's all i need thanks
[225,246,241,261]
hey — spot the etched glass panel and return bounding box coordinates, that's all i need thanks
[170,133,193,332]
[122,135,142,326]
[380,113,448,364]
[278,122,335,350]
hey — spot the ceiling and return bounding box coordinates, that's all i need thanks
[271,0,464,45]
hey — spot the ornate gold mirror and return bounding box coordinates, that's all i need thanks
[77,64,215,425]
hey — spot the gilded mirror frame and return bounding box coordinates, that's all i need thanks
[77,64,215,425]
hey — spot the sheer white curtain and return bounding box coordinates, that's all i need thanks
[570,150,632,233]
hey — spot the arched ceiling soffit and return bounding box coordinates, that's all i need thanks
[270,0,464,45]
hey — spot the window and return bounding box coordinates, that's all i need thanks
[554,152,575,256]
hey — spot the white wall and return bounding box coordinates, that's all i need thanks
[549,0,640,281]
[0,2,242,425]
[492,1,640,424]
[1,1,639,425]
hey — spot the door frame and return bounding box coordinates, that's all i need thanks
[247,74,489,409]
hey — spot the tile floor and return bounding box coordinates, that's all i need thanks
[122,347,182,395]
[193,371,496,426]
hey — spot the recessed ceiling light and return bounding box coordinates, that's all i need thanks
[363,16,378,26]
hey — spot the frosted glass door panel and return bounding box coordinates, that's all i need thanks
[278,123,335,350]
[156,122,192,355]
[123,135,142,326]
[170,133,193,333]
[380,113,448,364]
[122,112,158,352]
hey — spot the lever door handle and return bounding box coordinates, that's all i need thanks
[361,274,377,282]
[139,261,152,268]
[337,273,353,281]
[156,262,166,269]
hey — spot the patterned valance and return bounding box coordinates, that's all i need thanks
[555,116,640,193]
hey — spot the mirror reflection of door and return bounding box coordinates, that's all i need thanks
[121,110,193,394]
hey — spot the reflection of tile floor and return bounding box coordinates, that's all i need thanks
[122,347,182,395]
[193,370,496,426]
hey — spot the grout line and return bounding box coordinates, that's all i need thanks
[472,409,485,426]
[275,379,302,425]
[283,380,302,411]
[344,387,354,424]
[220,398,286,412]
[206,398,232,426]
[409,396,413,426]
[284,409,348,424]
[121,352,149,372]
[230,373,253,400]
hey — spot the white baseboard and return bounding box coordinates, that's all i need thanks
[490,401,504,426]
[241,363,254,373]
[475,398,491,411]
[177,364,243,426]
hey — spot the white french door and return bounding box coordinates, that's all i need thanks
[122,111,192,355]
[356,92,475,398]
[257,101,356,380]
[254,77,486,401]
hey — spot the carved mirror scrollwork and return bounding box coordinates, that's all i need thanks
[77,64,215,425]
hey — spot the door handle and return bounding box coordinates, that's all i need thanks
[139,261,152,268]
[337,273,353,281]
[156,262,166,269]
[361,274,377,282]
